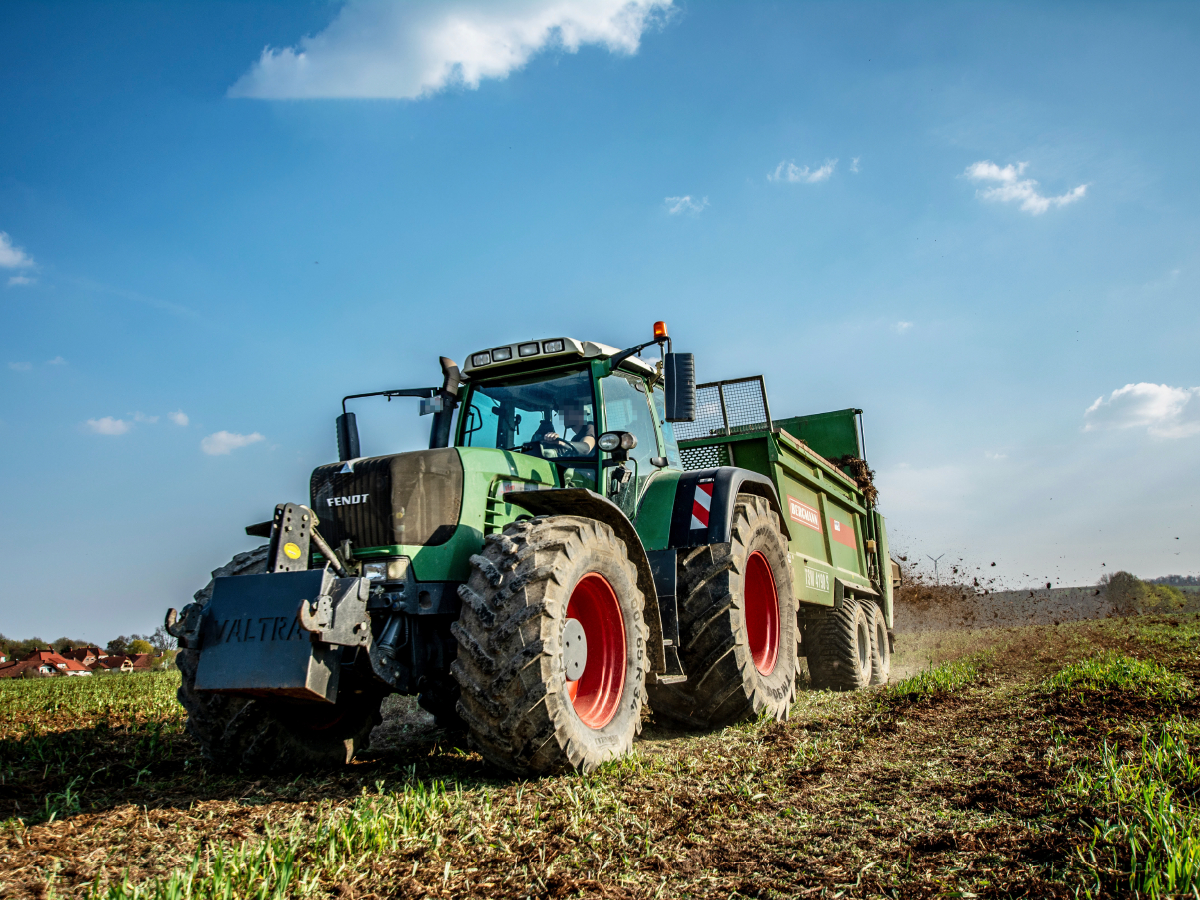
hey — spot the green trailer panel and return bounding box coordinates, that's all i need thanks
[677,379,889,623]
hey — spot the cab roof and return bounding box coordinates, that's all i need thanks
[463,337,657,379]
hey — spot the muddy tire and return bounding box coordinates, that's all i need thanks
[863,601,891,685]
[807,597,873,691]
[647,494,797,729]
[175,546,384,772]
[451,516,648,775]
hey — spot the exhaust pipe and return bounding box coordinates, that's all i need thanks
[429,357,462,449]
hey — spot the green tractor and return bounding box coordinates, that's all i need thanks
[167,324,896,776]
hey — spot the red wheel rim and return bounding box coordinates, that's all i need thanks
[744,551,780,675]
[565,573,626,729]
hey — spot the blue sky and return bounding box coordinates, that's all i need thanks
[2,1,1198,641]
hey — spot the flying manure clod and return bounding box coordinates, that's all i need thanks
[166,322,899,776]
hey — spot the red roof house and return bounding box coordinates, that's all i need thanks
[0,649,92,677]
[92,655,134,672]
[62,647,106,666]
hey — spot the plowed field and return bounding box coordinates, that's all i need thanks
[2,613,1197,899]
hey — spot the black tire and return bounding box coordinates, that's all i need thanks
[647,494,797,729]
[807,597,873,691]
[863,601,891,685]
[175,547,384,772]
[451,516,648,775]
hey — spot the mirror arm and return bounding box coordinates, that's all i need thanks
[341,387,438,415]
[608,336,669,373]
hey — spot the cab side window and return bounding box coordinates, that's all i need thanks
[651,383,683,469]
[600,371,660,517]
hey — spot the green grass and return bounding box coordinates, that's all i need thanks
[91,775,458,900]
[0,671,183,739]
[883,657,980,702]
[0,672,186,826]
[1070,721,1200,898]
[1044,652,1192,703]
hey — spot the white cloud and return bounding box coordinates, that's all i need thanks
[664,195,708,215]
[0,232,35,270]
[132,412,159,424]
[86,417,131,436]
[965,160,1088,215]
[8,362,32,372]
[1084,383,1200,439]
[894,321,913,334]
[8,275,35,287]
[850,157,860,173]
[168,410,189,426]
[769,159,837,184]
[46,356,66,365]
[201,431,265,455]
[229,0,673,100]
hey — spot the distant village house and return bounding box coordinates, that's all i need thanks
[0,647,165,678]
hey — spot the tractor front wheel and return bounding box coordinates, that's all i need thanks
[451,516,648,775]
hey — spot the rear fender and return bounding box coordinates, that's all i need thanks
[667,467,789,549]
[503,488,667,676]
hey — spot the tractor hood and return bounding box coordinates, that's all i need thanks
[310,448,463,550]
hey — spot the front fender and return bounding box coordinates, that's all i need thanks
[666,467,789,549]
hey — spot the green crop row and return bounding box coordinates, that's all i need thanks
[882,657,981,701]
[1069,720,1200,898]
[1044,651,1191,703]
[0,671,184,738]
[92,776,457,900]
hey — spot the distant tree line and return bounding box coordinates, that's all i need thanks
[1146,574,1200,586]
[0,625,176,660]
[1102,571,1195,613]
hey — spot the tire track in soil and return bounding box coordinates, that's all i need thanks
[634,683,1077,899]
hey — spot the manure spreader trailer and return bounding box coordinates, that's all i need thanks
[168,323,898,776]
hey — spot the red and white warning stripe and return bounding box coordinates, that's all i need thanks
[691,482,714,530]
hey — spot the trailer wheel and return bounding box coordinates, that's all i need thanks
[451,516,648,775]
[647,494,797,729]
[807,598,873,691]
[863,601,891,685]
[175,547,384,772]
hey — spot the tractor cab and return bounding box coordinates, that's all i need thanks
[455,336,685,518]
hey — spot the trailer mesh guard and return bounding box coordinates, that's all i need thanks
[679,443,731,471]
[674,376,774,442]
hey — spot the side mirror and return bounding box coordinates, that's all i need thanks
[664,352,696,422]
[336,412,360,462]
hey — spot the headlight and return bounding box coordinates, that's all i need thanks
[363,559,410,582]
[542,339,565,353]
[518,342,540,357]
[491,346,512,361]
[598,431,637,452]
[471,352,491,367]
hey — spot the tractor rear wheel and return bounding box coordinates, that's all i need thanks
[807,598,873,691]
[175,547,384,772]
[647,494,797,729]
[451,516,648,775]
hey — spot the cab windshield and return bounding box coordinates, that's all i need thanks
[459,368,597,460]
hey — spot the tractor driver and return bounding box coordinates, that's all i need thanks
[539,397,596,457]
